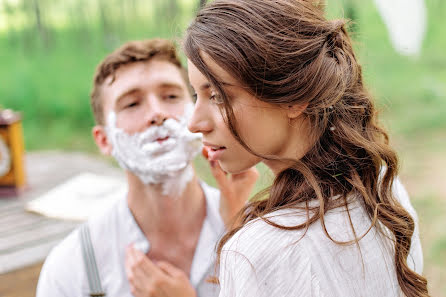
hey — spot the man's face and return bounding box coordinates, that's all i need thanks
[94,59,193,156]
[102,59,192,133]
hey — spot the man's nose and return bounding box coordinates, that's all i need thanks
[145,99,168,126]
[149,113,167,126]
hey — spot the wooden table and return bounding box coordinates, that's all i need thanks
[0,151,122,297]
[0,262,43,297]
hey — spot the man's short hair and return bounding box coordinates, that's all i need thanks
[90,39,186,125]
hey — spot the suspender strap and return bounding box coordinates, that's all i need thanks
[80,224,106,297]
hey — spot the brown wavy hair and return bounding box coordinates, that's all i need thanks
[183,0,429,296]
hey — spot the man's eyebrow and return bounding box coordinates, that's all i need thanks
[158,82,184,90]
[115,83,185,104]
[115,88,140,104]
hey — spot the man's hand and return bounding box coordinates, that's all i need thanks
[125,245,197,297]
[203,148,259,229]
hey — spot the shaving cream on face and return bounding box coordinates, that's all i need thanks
[106,103,202,196]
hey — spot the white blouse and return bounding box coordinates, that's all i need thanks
[218,179,423,297]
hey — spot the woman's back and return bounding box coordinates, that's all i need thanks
[219,180,422,297]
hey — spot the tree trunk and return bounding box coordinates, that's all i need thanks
[3,1,17,47]
[199,0,206,9]
[167,0,178,19]
[32,0,48,47]
[98,0,113,47]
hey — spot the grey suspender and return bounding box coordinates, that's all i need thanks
[80,224,106,297]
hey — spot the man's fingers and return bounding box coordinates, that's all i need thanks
[126,245,161,277]
[157,261,183,278]
[125,244,139,275]
[135,249,159,276]
[125,247,134,279]
[125,246,146,291]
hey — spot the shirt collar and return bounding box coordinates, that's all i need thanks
[118,181,224,286]
[190,180,225,286]
[119,195,150,253]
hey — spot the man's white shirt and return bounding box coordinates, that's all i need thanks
[36,181,224,297]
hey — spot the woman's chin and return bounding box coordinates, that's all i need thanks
[218,159,260,175]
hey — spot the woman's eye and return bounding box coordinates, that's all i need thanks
[192,93,198,102]
[210,93,224,104]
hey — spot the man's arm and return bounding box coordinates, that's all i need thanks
[36,257,67,297]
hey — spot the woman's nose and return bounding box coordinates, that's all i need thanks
[188,100,212,134]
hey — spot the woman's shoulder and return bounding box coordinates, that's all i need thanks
[224,202,356,244]
[219,209,317,297]
[219,204,401,297]
[221,200,375,264]
[222,209,310,258]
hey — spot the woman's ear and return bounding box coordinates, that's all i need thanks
[285,102,309,119]
[92,125,113,155]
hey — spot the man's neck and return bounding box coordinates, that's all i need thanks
[126,171,206,240]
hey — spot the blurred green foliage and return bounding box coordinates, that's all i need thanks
[0,0,445,294]
[0,0,198,150]
[348,1,446,136]
[0,0,445,151]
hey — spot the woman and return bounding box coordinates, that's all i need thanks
[184,0,429,296]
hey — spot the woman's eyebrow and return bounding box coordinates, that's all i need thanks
[198,81,235,91]
[219,81,235,87]
[199,83,211,91]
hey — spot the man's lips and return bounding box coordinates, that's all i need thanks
[156,136,169,143]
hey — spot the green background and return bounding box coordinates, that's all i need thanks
[1,0,445,295]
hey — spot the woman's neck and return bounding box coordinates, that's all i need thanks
[263,117,315,175]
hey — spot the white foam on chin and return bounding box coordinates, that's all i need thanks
[106,103,202,196]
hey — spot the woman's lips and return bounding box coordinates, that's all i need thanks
[204,145,226,161]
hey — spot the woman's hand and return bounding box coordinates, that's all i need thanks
[203,147,259,229]
[125,245,197,297]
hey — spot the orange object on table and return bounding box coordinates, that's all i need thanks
[0,109,26,197]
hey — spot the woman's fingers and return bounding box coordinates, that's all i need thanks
[203,147,259,228]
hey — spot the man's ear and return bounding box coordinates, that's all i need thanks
[92,125,113,155]
[285,102,309,119]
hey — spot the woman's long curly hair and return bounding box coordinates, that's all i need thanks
[183,0,429,296]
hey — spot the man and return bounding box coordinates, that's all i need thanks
[36,39,258,297]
